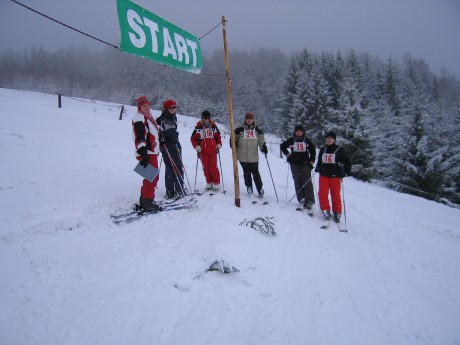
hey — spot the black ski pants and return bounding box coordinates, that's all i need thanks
[290,163,314,204]
[239,161,263,192]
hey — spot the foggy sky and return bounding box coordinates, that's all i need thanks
[1,0,459,77]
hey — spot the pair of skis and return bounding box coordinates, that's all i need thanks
[111,197,197,224]
[320,219,347,232]
[295,204,347,232]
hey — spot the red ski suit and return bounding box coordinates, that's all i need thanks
[190,120,222,184]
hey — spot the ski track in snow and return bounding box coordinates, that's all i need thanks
[1,89,459,345]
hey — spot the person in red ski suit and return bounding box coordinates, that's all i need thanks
[190,110,222,191]
[132,96,161,211]
[315,131,351,224]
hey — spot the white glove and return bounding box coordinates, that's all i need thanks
[217,144,222,150]
[195,146,201,153]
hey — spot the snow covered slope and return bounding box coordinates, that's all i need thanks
[0,88,459,345]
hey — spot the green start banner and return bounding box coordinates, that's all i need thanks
[117,0,203,74]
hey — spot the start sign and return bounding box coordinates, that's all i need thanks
[117,0,203,74]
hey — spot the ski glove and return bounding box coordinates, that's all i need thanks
[235,127,244,135]
[261,144,268,154]
[140,155,150,168]
[137,146,149,168]
[195,145,201,153]
[137,146,147,157]
[217,144,222,150]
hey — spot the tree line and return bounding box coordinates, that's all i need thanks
[0,46,459,204]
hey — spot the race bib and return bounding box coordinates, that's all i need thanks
[243,129,258,139]
[197,128,214,139]
[292,142,307,152]
[322,153,336,164]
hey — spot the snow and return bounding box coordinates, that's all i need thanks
[1,88,459,345]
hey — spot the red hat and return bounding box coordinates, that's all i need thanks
[136,96,150,110]
[245,112,254,119]
[163,99,177,110]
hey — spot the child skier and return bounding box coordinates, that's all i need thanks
[315,131,351,224]
[280,124,316,212]
[190,110,222,191]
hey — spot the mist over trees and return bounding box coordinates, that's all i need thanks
[0,46,459,204]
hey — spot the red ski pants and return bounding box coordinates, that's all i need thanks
[318,175,342,214]
[201,153,220,184]
[137,154,159,199]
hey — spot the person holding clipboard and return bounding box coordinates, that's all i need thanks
[132,96,161,212]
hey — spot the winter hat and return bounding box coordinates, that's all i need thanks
[163,99,177,110]
[294,124,305,132]
[245,112,254,119]
[325,131,336,140]
[201,110,211,119]
[136,96,150,110]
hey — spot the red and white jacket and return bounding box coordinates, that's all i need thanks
[132,111,160,157]
[190,120,222,155]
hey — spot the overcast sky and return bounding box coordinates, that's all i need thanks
[1,0,459,77]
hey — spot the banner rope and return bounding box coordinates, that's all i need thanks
[199,22,222,40]
[10,0,119,49]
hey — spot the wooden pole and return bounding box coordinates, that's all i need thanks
[222,16,240,207]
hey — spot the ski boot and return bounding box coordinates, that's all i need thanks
[140,198,161,212]
[334,213,342,223]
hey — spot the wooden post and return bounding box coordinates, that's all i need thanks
[58,93,62,108]
[222,16,240,207]
[119,105,124,120]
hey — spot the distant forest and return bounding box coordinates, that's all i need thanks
[1,46,459,205]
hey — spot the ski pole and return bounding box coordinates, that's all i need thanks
[176,146,192,195]
[162,144,188,198]
[312,172,320,211]
[287,172,317,204]
[341,178,348,231]
[193,153,199,193]
[264,153,279,203]
[285,163,290,203]
[217,149,225,193]
[175,146,194,196]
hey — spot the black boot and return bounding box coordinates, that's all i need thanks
[140,198,160,212]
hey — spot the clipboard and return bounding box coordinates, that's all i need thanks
[134,162,159,182]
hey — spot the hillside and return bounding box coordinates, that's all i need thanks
[0,88,459,345]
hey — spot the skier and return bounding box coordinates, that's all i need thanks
[315,131,351,224]
[233,112,268,197]
[132,96,161,212]
[156,99,185,199]
[190,110,222,191]
[280,124,316,211]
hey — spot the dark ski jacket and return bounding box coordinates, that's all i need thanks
[315,143,351,178]
[280,135,316,166]
[156,110,182,154]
